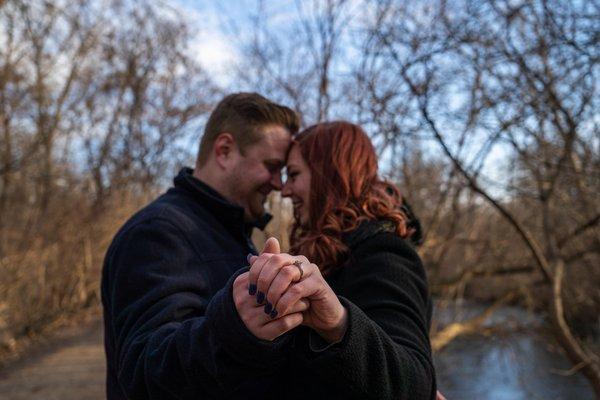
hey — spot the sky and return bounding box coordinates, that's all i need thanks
[171,0,298,86]
[168,0,516,198]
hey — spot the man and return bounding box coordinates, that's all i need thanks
[101,93,300,399]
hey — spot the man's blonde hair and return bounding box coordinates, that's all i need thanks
[196,93,299,166]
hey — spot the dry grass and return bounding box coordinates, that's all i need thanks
[0,191,149,363]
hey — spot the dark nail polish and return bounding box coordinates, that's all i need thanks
[247,253,253,263]
[264,302,272,314]
[248,284,257,296]
[270,309,278,319]
[256,291,265,304]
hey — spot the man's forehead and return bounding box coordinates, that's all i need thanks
[255,125,292,158]
[259,125,292,145]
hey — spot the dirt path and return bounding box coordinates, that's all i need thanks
[0,318,105,400]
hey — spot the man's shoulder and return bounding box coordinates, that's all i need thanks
[128,190,211,230]
[106,191,214,256]
[103,191,236,270]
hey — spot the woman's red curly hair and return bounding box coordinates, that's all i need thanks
[289,121,414,274]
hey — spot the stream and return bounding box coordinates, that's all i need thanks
[433,302,596,399]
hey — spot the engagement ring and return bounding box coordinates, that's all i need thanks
[292,260,304,280]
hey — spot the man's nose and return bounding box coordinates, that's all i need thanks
[270,171,283,190]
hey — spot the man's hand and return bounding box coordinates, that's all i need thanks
[232,237,307,341]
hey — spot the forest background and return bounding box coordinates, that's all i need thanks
[0,0,598,396]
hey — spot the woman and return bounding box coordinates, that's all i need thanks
[243,121,437,399]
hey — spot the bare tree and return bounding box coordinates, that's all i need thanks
[0,0,216,351]
[234,0,358,125]
[366,0,600,393]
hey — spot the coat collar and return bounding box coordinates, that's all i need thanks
[342,219,396,249]
[173,167,272,237]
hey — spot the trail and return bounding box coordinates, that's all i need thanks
[0,318,105,400]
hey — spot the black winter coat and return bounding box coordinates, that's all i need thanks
[285,220,437,399]
[101,168,436,399]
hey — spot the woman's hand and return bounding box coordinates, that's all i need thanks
[248,240,348,343]
[232,271,308,341]
[233,237,309,341]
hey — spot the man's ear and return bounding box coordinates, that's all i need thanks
[213,133,236,169]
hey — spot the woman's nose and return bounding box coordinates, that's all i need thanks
[270,173,283,191]
[281,181,292,197]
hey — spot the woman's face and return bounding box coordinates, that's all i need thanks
[282,144,311,227]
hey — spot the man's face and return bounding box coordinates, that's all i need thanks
[228,124,291,221]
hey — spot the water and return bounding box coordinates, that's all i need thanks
[433,303,596,400]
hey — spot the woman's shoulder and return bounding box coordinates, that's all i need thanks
[332,220,429,300]
[343,219,393,246]
[340,219,423,276]
[343,219,417,254]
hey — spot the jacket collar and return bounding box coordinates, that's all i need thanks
[342,219,396,249]
[173,167,272,237]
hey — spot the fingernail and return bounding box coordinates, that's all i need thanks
[248,284,257,295]
[247,253,253,263]
[270,309,278,319]
[256,291,265,304]
[264,302,272,314]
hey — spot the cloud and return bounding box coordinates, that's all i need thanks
[171,0,241,86]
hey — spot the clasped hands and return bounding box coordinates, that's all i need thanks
[234,238,448,400]
[233,237,348,343]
